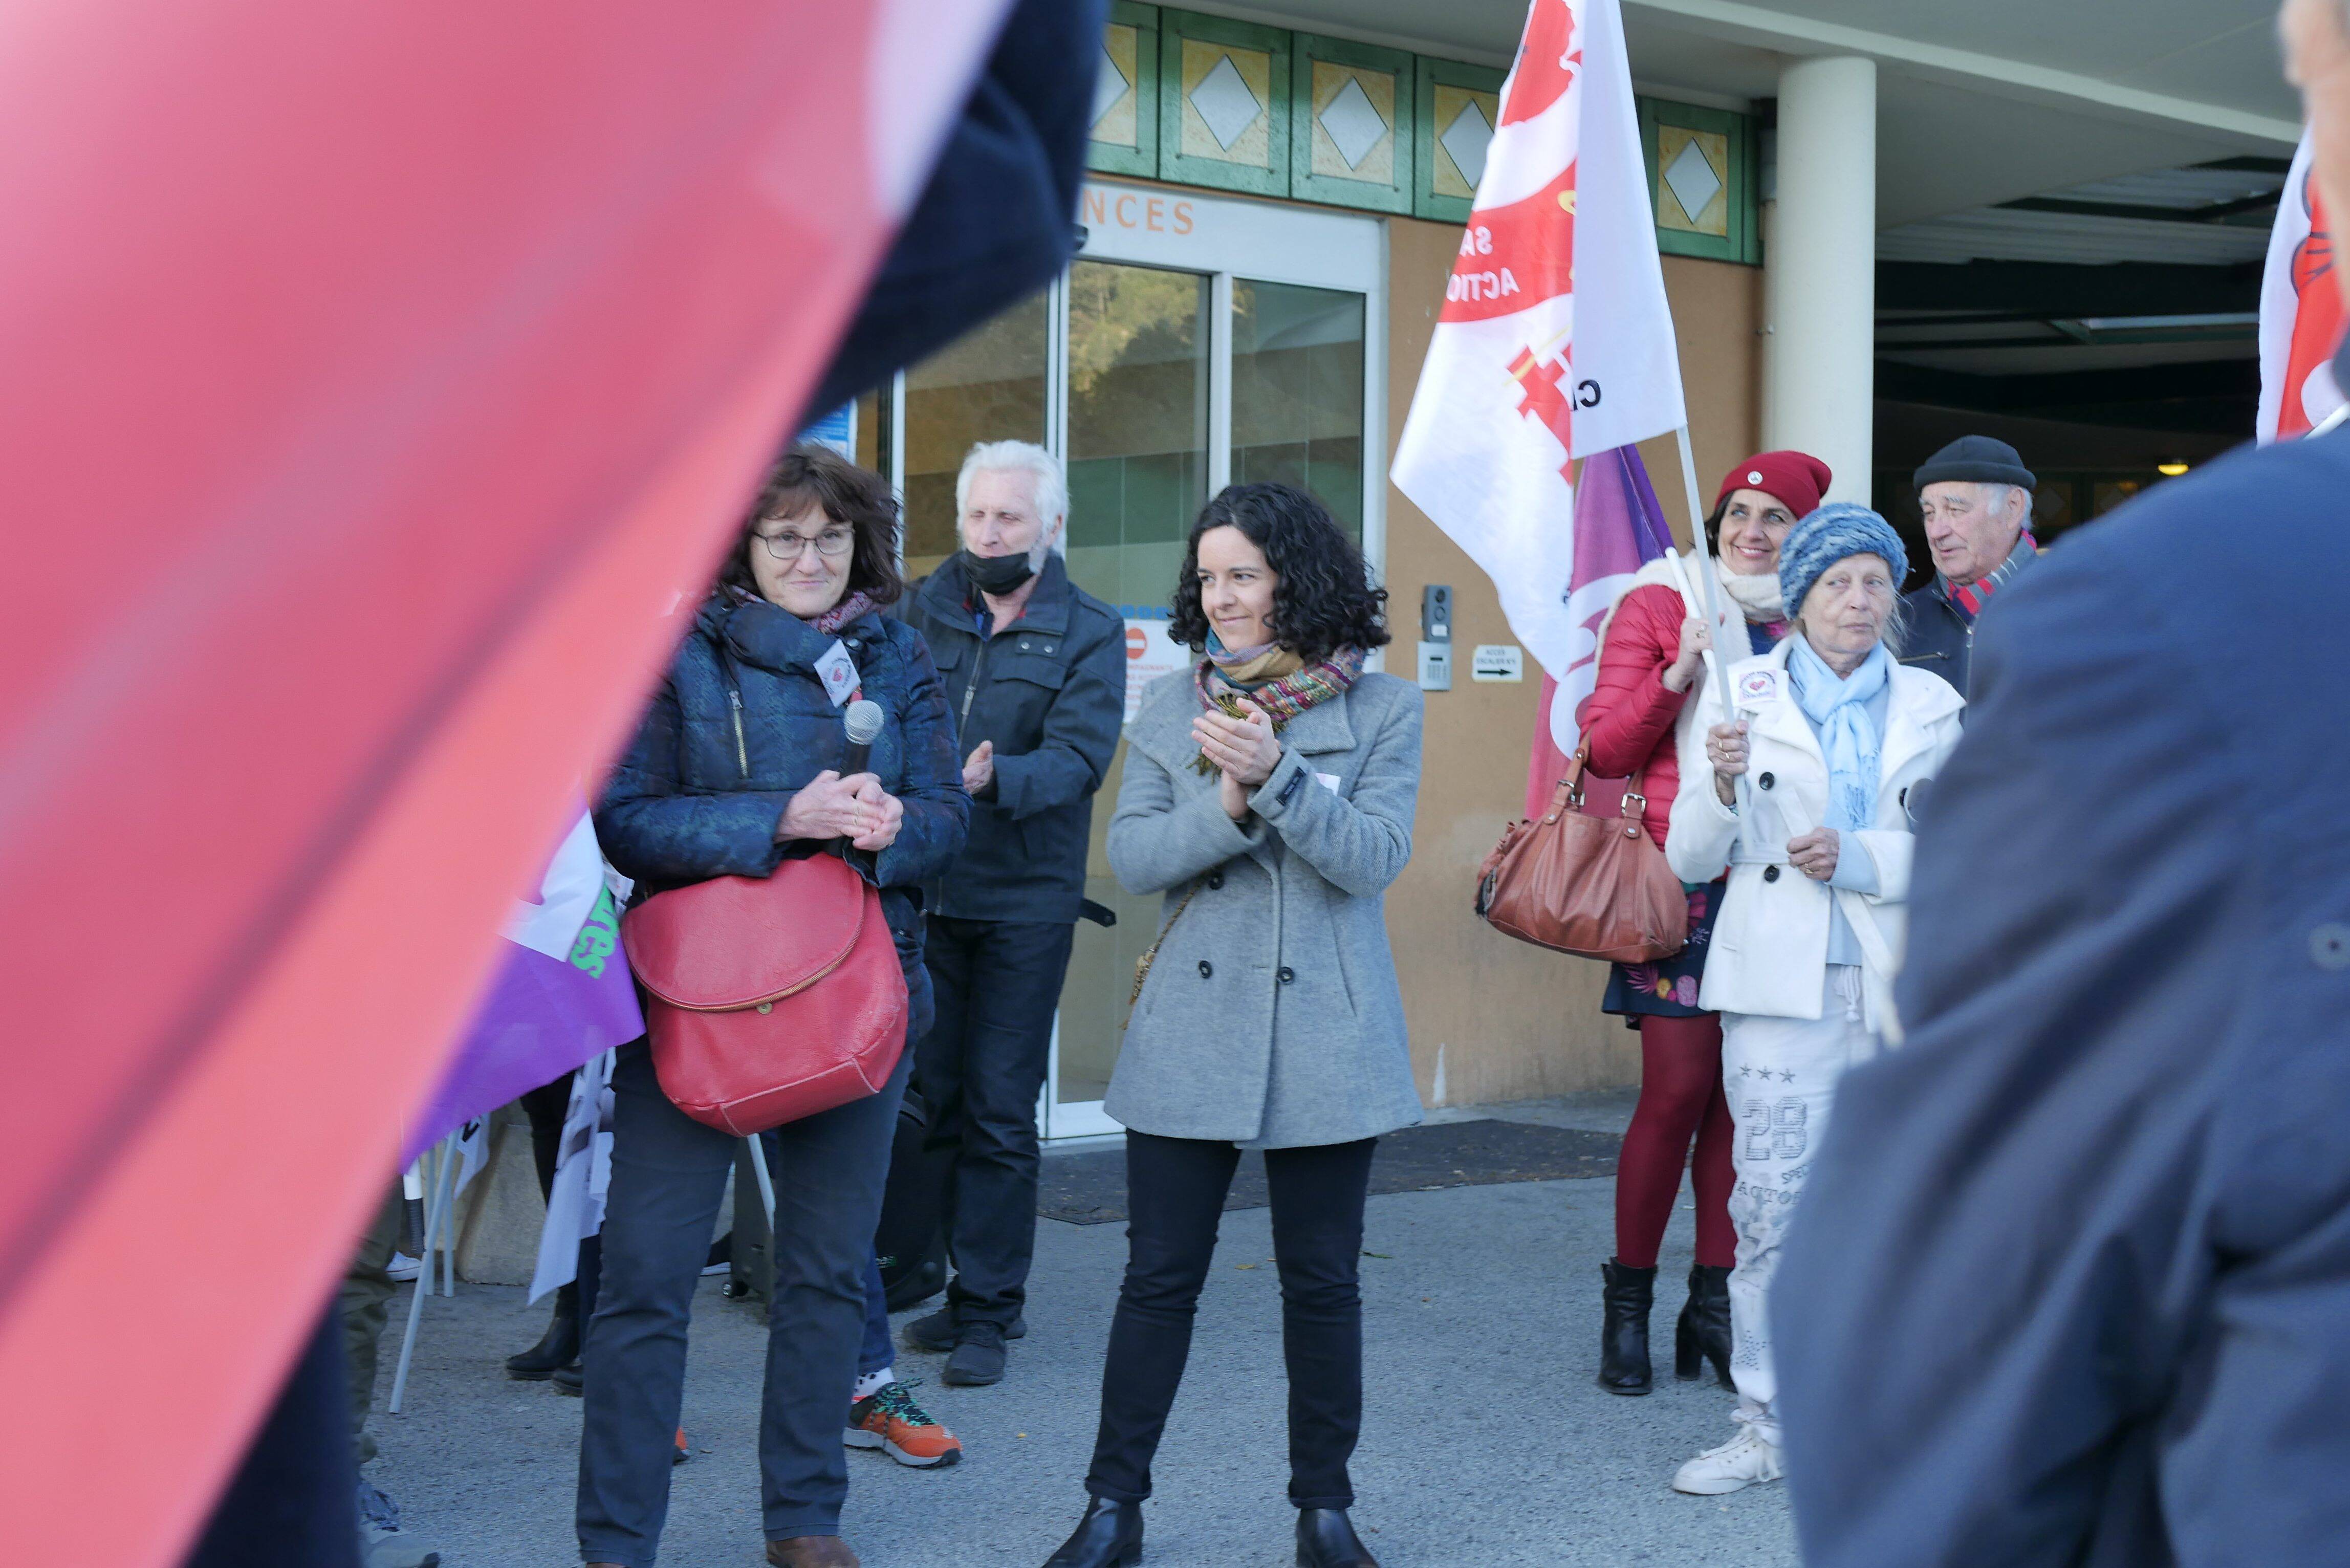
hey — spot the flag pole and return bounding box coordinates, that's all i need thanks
[1671,424,1751,817]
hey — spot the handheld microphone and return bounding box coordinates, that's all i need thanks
[842,700,884,776]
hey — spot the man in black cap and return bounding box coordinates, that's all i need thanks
[1898,435,2036,694]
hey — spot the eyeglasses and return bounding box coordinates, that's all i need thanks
[755,527,854,561]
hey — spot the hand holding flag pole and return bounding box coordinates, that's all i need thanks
[1668,425,1752,817]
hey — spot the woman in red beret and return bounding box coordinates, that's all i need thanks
[1573,448,1831,1397]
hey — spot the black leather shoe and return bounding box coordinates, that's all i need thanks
[1674,1262,1733,1389]
[550,1361,582,1396]
[1597,1259,1657,1395]
[1042,1497,1142,1567]
[1295,1509,1378,1567]
[944,1320,1007,1386]
[504,1286,579,1380]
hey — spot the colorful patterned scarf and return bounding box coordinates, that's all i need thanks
[1191,643,1366,774]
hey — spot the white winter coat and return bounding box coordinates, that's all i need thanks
[1665,638,1964,1031]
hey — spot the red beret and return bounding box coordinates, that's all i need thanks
[1714,450,1832,521]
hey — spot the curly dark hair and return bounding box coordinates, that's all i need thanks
[716,444,905,607]
[1167,483,1389,663]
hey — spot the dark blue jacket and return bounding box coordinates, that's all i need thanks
[596,594,970,1030]
[899,554,1125,924]
[1896,536,2037,696]
[804,0,1102,416]
[1775,422,2350,1567]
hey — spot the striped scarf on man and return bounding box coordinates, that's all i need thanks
[1942,536,2037,620]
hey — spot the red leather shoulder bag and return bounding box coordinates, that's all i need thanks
[621,851,907,1135]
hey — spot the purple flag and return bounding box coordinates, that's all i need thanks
[1526,445,1673,816]
[404,814,642,1160]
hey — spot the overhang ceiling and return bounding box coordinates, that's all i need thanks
[1195,0,2299,227]
[1195,0,2296,442]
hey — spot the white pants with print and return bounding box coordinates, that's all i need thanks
[1718,966,1878,1447]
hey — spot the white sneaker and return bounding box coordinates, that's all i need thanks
[1671,1426,1783,1495]
[385,1252,422,1283]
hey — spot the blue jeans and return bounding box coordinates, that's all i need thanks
[576,1041,909,1565]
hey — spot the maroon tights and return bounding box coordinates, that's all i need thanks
[1613,1013,1735,1270]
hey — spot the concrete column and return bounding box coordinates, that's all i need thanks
[1763,55,1876,504]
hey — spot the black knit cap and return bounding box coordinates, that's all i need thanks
[1913,435,2035,492]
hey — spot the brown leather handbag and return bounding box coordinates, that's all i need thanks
[1473,747,1689,962]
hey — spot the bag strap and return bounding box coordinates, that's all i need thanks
[1619,758,1650,822]
[1126,878,1207,1019]
[1558,746,1590,812]
[1555,744,1649,821]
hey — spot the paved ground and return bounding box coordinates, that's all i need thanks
[371,1093,1796,1568]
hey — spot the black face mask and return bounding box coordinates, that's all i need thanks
[961,549,1037,596]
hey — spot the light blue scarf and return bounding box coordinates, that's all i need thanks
[1787,637,1890,831]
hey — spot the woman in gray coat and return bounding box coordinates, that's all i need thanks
[1042,485,1423,1568]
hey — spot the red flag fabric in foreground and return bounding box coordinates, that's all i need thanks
[2259,133,2347,441]
[0,4,1009,1562]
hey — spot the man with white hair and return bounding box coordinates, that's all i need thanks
[897,440,1126,1388]
[1897,434,2038,695]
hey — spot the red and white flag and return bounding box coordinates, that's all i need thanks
[1391,0,1686,749]
[2259,133,2346,442]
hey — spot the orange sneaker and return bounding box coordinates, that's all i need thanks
[844,1379,963,1468]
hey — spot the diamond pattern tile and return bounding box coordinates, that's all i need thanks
[1317,75,1387,170]
[1664,137,1724,223]
[1440,100,1493,189]
[1092,42,1130,129]
[1190,53,1262,152]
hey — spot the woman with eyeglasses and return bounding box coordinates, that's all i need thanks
[580,445,968,1568]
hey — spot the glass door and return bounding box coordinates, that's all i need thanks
[880,183,1385,1138]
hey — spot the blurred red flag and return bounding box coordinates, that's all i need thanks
[0,3,1009,1560]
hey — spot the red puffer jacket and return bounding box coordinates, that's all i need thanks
[1577,582,1692,847]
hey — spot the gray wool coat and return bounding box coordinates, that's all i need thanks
[1103,666,1426,1148]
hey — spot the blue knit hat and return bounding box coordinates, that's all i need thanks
[1777,503,1909,615]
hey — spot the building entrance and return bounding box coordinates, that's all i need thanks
[853,180,1386,1136]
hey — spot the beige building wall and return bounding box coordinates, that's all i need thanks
[1381,217,1763,1106]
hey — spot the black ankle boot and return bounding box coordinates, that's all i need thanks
[505,1285,579,1381]
[1296,1509,1378,1567]
[1597,1259,1657,1395]
[1041,1497,1142,1568]
[1674,1263,1733,1389]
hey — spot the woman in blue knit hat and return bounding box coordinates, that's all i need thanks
[1659,503,1964,1497]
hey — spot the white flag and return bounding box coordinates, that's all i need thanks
[1391,0,1686,683]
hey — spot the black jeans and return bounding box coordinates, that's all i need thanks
[1085,1131,1377,1511]
[917,916,1076,1326]
[576,1040,908,1566]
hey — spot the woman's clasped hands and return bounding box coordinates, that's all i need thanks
[777,769,903,852]
[1193,698,1282,820]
